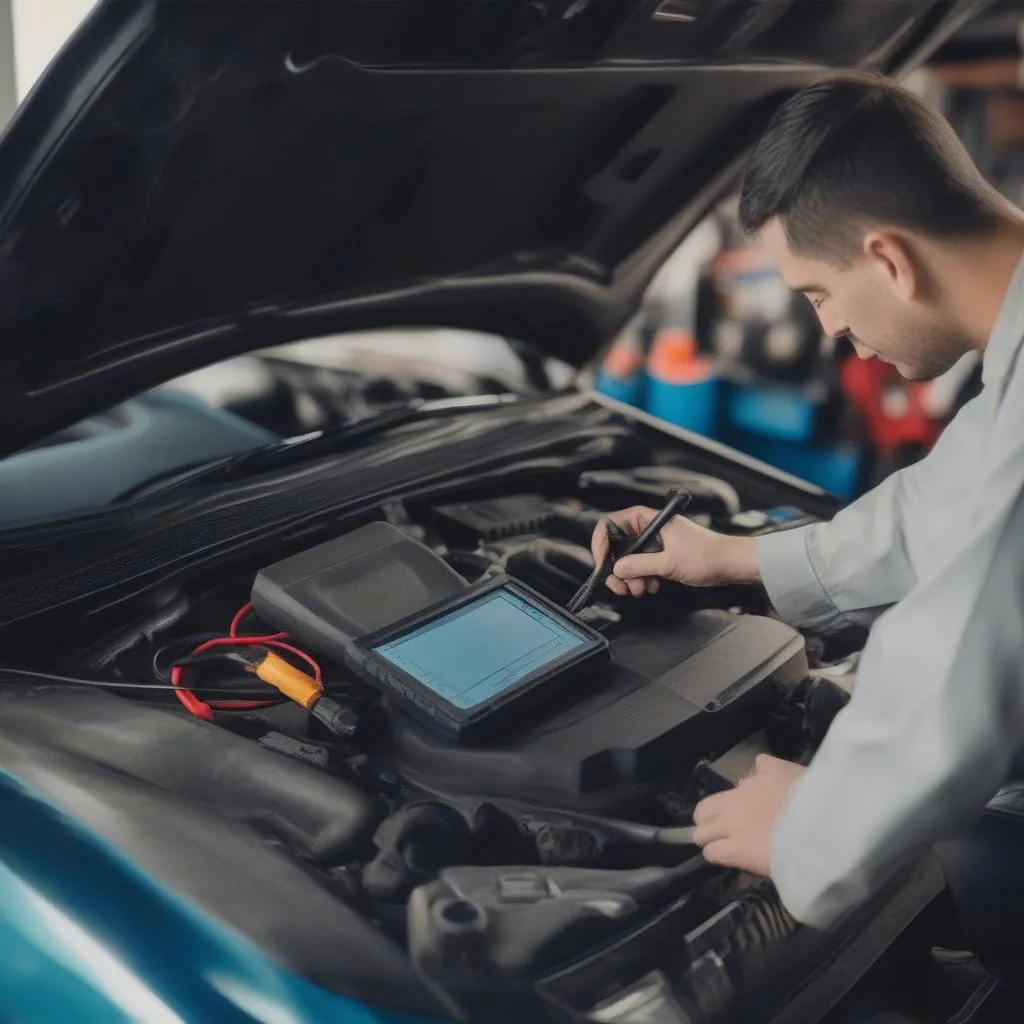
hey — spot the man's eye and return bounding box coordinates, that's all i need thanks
[812,296,825,310]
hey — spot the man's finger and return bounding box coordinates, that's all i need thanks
[605,574,629,596]
[693,792,731,824]
[692,818,730,848]
[700,839,739,868]
[647,578,661,596]
[597,506,661,559]
[606,506,660,536]
[614,552,669,581]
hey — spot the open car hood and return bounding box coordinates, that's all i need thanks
[0,0,982,455]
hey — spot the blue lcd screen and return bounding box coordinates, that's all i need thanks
[372,587,588,710]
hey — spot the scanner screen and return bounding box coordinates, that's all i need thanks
[372,587,587,709]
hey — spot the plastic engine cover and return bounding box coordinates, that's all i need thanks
[386,610,807,812]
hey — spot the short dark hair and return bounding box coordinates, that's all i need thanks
[738,72,1002,262]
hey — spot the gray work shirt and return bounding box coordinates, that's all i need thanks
[755,253,1024,929]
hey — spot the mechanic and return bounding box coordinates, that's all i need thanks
[592,72,1024,972]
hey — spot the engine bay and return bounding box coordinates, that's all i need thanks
[0,406,876,1023]
[131,467,838,829]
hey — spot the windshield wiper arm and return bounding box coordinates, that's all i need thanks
[114,394,520,501]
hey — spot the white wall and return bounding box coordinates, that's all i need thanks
[12,0,94,100]
[0,0,16,125]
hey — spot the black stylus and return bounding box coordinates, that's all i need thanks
[567,487,692,614]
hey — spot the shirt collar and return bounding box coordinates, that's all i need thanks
[982,250,1024,385]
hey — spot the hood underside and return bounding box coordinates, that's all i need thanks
[0,0,983,454]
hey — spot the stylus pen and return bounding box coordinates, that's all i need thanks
[567,487,692,614]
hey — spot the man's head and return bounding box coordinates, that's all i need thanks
[739,72,1008,379]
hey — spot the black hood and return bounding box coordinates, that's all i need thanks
[0,0,982,454]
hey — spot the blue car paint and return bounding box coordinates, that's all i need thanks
[0,769,448,1024]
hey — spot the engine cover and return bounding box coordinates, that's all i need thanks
[385,610,807,812]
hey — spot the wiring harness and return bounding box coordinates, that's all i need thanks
[168,602,323,721]
[164,603,359,737]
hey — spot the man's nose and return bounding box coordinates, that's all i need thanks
[818,309,849,341]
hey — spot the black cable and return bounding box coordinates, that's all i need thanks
[173,652,285,702]
[309,695,363,739]
[0,666,280,697]
[526,803,699,848]
[151,633,225,682]
[177,650,258,672]
[566,488,692,615]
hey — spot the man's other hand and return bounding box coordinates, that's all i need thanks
[692,754,807,877]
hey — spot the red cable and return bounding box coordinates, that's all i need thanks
[229,602,252,638]
[180,637,276,714]
[170,664,217,721]
[230,601,286,641]
[171,604,321,719]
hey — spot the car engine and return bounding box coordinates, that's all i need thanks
[0,418,864,1023]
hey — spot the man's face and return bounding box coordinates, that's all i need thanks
[758,218,969,380]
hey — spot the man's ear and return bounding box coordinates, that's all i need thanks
[862,230,918,301]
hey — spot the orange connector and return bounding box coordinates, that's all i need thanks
[249,651,323,708]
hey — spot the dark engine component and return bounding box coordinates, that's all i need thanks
[768,675,852,763]
[0,686,385,864]
[505,540,594,606]
[432,495,556,547]
[385,611,807,812]
[578,467,741,518]
[363,801,473,903]
[408,857,717,982]
[533,821,609,867]
[679,886,801,1018]
[582,885,803,1024]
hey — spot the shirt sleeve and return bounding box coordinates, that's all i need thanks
[755,394,989,635]
[770,442,1024,929]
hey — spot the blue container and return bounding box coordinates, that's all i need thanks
[596,368,646,408]
[644,329,721,438]
[595,339,646,409]
[725,383,818,443]
[646,375,720,437]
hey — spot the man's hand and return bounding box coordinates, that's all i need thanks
[692,755,806,877]
[590,506,760,598]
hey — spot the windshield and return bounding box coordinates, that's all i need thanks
[0,330,573,528]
